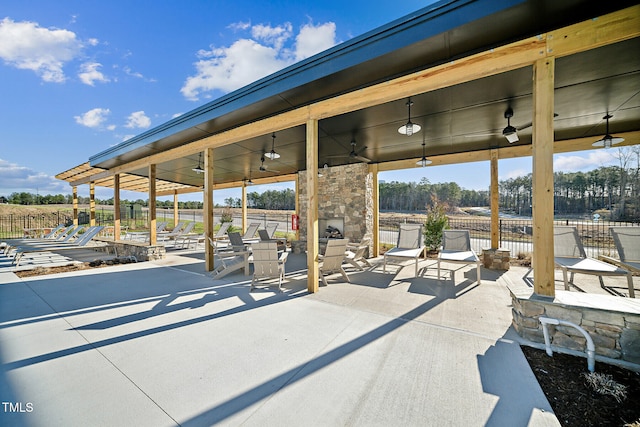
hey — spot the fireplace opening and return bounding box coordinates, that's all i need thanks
[319,218,344,240]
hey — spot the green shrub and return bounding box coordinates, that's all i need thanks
[423,201,449,251]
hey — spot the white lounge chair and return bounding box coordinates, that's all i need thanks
[345,238,372,271]
[437,230,481,285]
[241,222,261,243]
[250,241,288,291]
[601,227,639,298]
[318,239,349,286]
[554,226,634,298]
[383,224,425,277]
[258,229,287,252]
[10,226,106,267]
[208,236,249,280]
[265,222,279,238]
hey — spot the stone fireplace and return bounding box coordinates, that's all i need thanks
[298,163,374,253]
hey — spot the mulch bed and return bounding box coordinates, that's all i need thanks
[522,346,640,427]
[15,257,136,278]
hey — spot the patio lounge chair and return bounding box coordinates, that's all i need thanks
[241,222,261,243]
[437,230,481,285]
[208,236,249,280]
[258,229,287,252]
[609,227,640,275]
[11,226,105,267]
[265,222,279,238]
[250,241,289,291]
[2,226,86,255]
[554,226,634,298]
[318,238,349,286]
[345,238,372,271]
[159,222,195,245]
[1,224,75,254]
[383,223,425,277]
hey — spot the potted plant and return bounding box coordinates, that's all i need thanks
[423,198,449,256]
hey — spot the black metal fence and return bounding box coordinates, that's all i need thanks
[380,215,638,258]
[3,209,636,259]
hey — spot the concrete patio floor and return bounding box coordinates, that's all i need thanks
[3,248,634,426]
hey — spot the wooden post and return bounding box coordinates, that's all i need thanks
[72,186,78,226]
[149,164,157,245]
[532,57,556,297]
[370,163,380,257]
[241,182,247,233]
[114,175,120,240]
[204,149,215,271]
[490,149,499,249]
[295,174,300,240]
[306,119,319,293]
[89,182,96,226]
[173,191,179,229]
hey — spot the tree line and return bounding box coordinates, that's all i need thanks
[4,146,638,220]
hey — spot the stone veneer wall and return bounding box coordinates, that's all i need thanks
[509,286,640,366]
[96,238,166,261]
[298,163,374,250]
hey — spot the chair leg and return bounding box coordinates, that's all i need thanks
[437,259,441,280]
[562,269,570,290]
[626,273,635,298]
[477,263,481,285]
[340,267,350,283]
[414,257,419,277]
[320,273,328,287]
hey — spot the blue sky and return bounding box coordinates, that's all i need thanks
[0,0,620,203]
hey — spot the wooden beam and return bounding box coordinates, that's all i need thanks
[548,5,640,58]
[149,164,157,245]
[532,57,556,297]
[294,173,300,240]
[490,149,499,249]
[204,149,215,271]
[306,119,319,293]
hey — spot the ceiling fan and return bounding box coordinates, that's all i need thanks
[259,155,280,172]
[466,107,534,143]
[328,139,371,163]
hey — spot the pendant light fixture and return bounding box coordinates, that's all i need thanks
[192,152,204,174]
[592,114,624,149]
[265,132,281,159]
[398,97,421,136]
[416,140,432,167]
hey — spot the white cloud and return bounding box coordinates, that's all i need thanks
[251,23,292,51]
[181,20,337,101]
[78,61,109,86]
[500,168,531,181]
[74,108,111,128]
[295,22,336,61]
[0,158,68,193]
[553,151,616,172]
[228,21,251,31]
[0,17,84,83]
[125,111,151,129]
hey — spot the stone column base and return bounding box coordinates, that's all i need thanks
[482,248,510,270]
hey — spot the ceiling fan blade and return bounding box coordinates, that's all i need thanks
[354,155,371,163]
[464,131,501,138]
[516,122,532,131]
